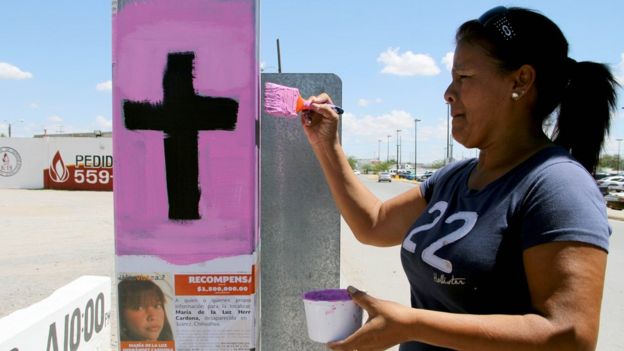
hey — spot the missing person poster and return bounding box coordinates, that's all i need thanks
[113,0,258,349]
[115,267,256,351]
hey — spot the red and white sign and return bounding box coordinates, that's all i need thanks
[44,150,113,191]
[175,268,256,296]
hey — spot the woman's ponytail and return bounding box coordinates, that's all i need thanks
[552,61,619,173]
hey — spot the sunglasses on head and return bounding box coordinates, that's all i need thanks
[477,6,517,41]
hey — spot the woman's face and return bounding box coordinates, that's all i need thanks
[123,292,166,341]
[444,41,514,149]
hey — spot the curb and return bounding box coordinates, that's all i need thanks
[607,209,624,222]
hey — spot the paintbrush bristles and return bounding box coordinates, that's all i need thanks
[264,82,301,118]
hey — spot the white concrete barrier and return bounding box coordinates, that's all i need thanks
[0,276,111,351]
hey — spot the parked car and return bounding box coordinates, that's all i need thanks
[353,169,361,175]
[416,170,435,182]
[605,192,624,210]
[403,171,416,180]
[597,176,624,192]
[378,172,392,182]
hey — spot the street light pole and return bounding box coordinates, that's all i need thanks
[399,132,402,168]
[618,138,623,174]
[396,129,401,172]
[276,38,282,73]
[377,139,381,161]
[387,135,391,162]
[414,118,421,173]
[4,119,23,138]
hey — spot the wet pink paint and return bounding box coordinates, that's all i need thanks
[113,0,258,264]
[303,289,352,302]
[264,82,300,117]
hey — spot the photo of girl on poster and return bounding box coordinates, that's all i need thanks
[118,274,174,342]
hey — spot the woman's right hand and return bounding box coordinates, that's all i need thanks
[301,93,341,147]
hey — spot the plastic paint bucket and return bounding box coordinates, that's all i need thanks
[302,288,363,343]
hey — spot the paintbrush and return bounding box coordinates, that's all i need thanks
[264,82,344,118]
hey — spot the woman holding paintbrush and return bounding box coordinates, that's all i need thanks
[301,6,618,351]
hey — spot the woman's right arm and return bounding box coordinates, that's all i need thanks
[302,94,428,247]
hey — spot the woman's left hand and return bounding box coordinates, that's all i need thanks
[328,286,416,351]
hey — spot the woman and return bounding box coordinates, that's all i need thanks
[118,277,174,342]
[302,6,618,351]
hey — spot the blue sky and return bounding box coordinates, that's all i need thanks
[1,1,622,164]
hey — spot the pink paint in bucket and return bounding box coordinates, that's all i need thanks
[302,289,363,343]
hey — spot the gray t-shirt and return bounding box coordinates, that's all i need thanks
[399,146,610,351]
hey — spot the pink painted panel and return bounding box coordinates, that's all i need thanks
[113,0,258,265]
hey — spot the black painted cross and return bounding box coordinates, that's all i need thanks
[123,52,238,220]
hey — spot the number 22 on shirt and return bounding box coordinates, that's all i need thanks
[402,201,478,273]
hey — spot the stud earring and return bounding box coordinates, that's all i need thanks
[511,92,520,100]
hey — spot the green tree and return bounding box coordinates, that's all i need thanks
[599,154,620,171]
[347,156,358,170]
[362,163,373,174]
[430,159,446,169]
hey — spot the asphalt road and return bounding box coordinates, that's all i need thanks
[342,175,624,351]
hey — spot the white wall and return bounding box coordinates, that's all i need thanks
[0,138,46,189]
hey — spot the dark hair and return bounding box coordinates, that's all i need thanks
[457,7,619,173]
[118,277,174,341]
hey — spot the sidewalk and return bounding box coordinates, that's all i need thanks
[607,208,624,221]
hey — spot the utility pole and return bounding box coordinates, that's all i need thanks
[618,138,623,174]
[4,119,24,138]
[387,134,391,162]
[377,139,381,161]
[276,38,282,73]
[396,129,401,172]
[414,118,421,173]
[450,137,454,162]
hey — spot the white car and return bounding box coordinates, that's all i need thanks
[597,176,624,192]
[378,172,392,182]
[353,169,361,175]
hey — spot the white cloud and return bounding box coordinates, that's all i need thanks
[95,115,112,130]
[0,62,33,80]
[422,118,452,142]
[377,48,440,76]
[342,110,416,142]
[442,52,454,71]
[343,110,451,143]
[48,115,63,123]
[29,102,39,109]
[357,98,383,107]
[96,80,112,91]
